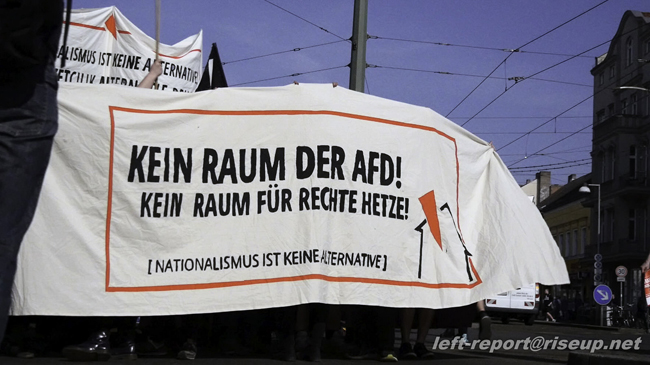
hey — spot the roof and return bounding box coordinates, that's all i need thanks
[538,173,591,213]
[591,10,650,71]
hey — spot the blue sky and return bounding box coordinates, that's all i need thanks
[73,0,650,185]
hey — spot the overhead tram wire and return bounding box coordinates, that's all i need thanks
[468,22,647,151]
[507,123,593,168]
[475,131,591,135]
[454,116,591,119]
[510,162,592,173]
[263,0,350,42]
[445,0,610,119]
[509,158,591,170]
[509,161,591,173]
[497,63,643,156]
[538,145,593,154]
[499,146,592,156]
[370,36,594,59]
[532,154,580,163]
[231,65,349,86]
[459,37,610,128]
[369,65,592,88]
[497,94,594,151]
[221,40,348,65]
[525,39,610,79]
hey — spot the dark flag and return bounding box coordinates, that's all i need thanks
[196,42,228,91]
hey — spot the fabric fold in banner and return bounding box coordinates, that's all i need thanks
[12,83,568,316]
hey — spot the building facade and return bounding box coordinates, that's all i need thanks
[538,173,591,321]
[588,10,650,309]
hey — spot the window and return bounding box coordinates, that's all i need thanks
[631,93,638,115]
[626,37,634,66]
[608,103,615,116]
[597,110,605,123]
[645,88,650,116]
[645,38,650,54]
[610,148,616,180]
[572,230,578,256]
[601,153,606,182]
[607,209,615,242]
[558,234,564,257]
[599,73,604,85]
[564,232,571,257]
[581,227,587,254]
[641,207,648,240]
[602,149,616,182]
[629,209,637,240]
[630,145,637,178]
[622,98,628,114]
[641,145,648,179]
[610,65,615,79]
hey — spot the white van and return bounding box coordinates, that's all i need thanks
[484,283,540,325]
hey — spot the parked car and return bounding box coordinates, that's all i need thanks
[484,283,539,325]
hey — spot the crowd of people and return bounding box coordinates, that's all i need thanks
[540,289,586,322]
[1,304,493,362]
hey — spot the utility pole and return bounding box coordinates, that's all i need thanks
[349,0,368,92]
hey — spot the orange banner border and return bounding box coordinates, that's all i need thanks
[105,107,481,292]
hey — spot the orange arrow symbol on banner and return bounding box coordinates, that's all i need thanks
[418,190,442,250]
[105,14,117,39]
[418,190,475,283]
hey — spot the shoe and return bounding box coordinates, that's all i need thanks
[398,342,416,360]
[111,339,137,360]
[16,351,35,359]
[62,330,111,361]
[177,339,197,360]
[379,350,398,362]
[345,346,376,360]
[479,315,492,340]
[413,342,434,359]
[460,334,469,345]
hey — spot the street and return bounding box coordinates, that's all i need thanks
[2,319,649,364]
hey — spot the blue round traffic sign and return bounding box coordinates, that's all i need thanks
[594,284,612,305]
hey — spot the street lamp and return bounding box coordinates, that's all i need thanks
[580,183,603,326]
[579,184,601,258]
[614,86,649,92]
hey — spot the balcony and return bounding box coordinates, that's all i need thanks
[616,173,650,198]
[584,239,648,261]
[593,114,650,141]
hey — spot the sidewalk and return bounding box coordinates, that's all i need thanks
[567,350,650,365]
[533,319,620,332]
[433,318,650,365]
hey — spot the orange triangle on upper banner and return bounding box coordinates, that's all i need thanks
[419,190,443,250]
[105,14,117,39]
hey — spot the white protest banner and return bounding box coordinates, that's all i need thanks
[11,83,568,316]
[55,7,202,92]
